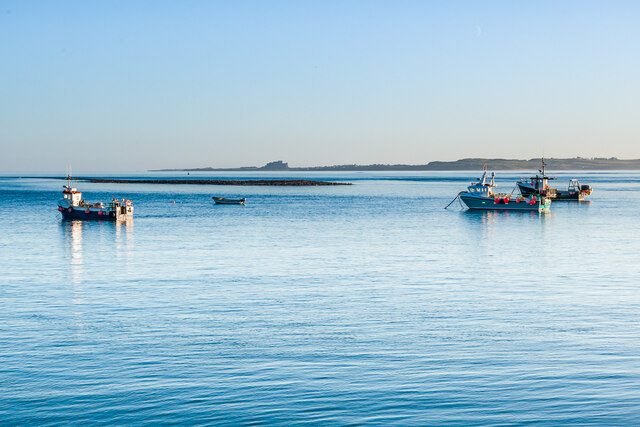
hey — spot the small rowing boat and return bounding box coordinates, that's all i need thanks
[212,196,246,205]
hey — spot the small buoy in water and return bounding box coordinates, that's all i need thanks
[58,207,63,211]
[172,201,175,204]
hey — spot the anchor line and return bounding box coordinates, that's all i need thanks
[444,191,463,209]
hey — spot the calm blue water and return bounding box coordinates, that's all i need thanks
[1,171,639,425]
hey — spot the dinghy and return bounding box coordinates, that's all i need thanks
[212,197,246,205]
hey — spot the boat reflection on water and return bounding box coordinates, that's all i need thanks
[464,209,542,221]
[462,208,550,229]
[59,219,129,334]
[61,219,134,286]
[67,220,84,286]
[115,218,134,246]
[459,209,552,250]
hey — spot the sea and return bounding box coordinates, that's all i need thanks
[1,171,639,425]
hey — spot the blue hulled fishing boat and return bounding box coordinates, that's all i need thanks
[57,177,133,221]
[457,169,551,212]
[517,158,592,201]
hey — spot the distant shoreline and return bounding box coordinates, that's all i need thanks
[66,178,351,186]
[152,158,640,172]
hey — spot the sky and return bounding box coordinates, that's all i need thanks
[1,0,639,172]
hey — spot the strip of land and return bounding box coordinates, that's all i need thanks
[80,178,350,186]
[153,158,640,172]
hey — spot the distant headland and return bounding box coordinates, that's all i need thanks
[153,158,640,172]
[82,178,349,186]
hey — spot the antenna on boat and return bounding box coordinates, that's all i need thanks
[538,155,549,176]
[66,165,73,188]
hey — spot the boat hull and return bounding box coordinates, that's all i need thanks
[517,183,541,197]
[60,207,116,221]
[554,190,585,201]
[58,206,132,221]
[460,194,550,211]
[517,183,586,201]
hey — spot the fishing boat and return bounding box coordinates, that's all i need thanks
[517,159,592,201]
[455,169,551,212]
[212,196,246,205]
[57,176,133,221]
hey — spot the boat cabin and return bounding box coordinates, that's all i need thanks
[466,170,497,197]
[520,174,556,190]
[61,185,82,206]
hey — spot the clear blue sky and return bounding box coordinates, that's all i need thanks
[1,1,639,171]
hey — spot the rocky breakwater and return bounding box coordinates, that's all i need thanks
[81,178,352,186]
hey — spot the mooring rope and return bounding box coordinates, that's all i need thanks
[444,191,463,209]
